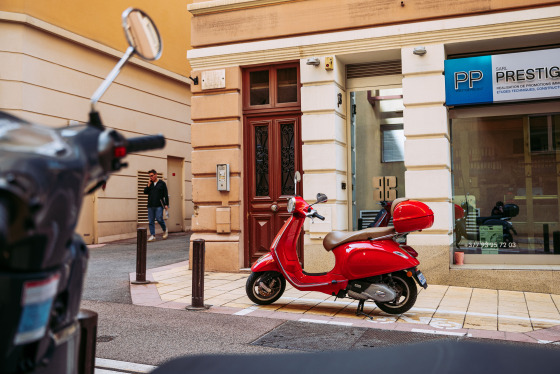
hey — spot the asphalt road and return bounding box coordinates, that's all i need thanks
[82,300,293,366]
[82,231,560,370]
[83,232,190,303]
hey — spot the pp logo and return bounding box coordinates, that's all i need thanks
[454,70,484,90]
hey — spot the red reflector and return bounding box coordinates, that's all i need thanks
[114,146,126,158]
[401,245,418,258]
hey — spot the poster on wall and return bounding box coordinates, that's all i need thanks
[445,48,560,106]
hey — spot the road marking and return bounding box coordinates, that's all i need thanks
[411,328,469,337]
[95,358,156,373]
[234,306,259,316]
[299,318,353,326]
[409,307,560,325]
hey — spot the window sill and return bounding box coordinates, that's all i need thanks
[451,264,560,271]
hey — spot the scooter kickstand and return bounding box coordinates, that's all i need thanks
[356,300,373,320]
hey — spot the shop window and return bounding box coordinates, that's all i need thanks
[451,113,560,259]
[243,64,299,110]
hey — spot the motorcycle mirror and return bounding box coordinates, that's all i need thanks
[316,193,328,203]
[90,8,162,112]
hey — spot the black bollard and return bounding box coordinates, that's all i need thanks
[554,231,560,255]
[186,239,210,310]
[544,224,550,253]
[77,309,98,374]
[131,228,151,284]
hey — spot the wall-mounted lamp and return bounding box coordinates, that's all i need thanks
[412,47,427,56]
[188,76,199,85]
[306,57,320,66]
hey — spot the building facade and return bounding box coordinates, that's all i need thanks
[0,0,194,243]
[188,0,560,293]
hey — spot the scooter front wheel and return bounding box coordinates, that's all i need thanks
[374,272,417,314]
[246,271,286,305]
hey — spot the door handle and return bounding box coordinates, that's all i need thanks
[270,204,279,212]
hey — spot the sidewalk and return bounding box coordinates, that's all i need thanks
[129,261,560,345]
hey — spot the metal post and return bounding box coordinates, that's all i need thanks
[543,224,550,253]
[77,309,98,374]
[186,239,210,310]
[131,228,150,284]
[553,231,560,255]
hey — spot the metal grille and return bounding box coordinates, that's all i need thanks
[281,122,295,195]
[137,171,165,224]
[255,125,269,196]
[346,60,402,79]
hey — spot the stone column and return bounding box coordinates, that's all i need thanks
[300,57,347,272]
[189,68,243,272]
[401,45,453,284]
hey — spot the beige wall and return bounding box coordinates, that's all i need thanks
[0,11,193,243]
[189,67,243,271]
[189,0,558,47]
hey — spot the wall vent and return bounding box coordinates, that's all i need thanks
[346,60,402,79]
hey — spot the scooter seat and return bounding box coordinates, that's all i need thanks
[323,227,395,252]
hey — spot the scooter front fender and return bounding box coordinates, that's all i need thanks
[251,252,281,273]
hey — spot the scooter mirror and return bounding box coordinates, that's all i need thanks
[293,171,301,195]
[123,8,162,61]
[90,8,162,111]
[316,193,328,203]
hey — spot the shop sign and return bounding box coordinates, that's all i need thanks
[444,48,560,106]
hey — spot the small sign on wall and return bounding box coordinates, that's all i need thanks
[202,69,226,90]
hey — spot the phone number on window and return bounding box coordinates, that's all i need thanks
[467,241,517,248]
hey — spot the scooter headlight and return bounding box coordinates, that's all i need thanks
[287,197,296,213]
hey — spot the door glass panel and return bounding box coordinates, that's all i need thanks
[280,122,295,195]
[250,70,270,106]
[255,125,269,196]
[350,88,405,230]
[277,67,297,103]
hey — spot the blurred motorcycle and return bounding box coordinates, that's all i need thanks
[0,8,165,373]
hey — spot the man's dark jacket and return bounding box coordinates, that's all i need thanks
[143,180,169,208]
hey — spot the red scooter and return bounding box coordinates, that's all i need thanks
[246,192,434,316]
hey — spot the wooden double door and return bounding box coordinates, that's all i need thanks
[244,113,303,267]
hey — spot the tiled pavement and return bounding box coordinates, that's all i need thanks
[130,261,560,345]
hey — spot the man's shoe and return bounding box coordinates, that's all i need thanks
[162,230,169,240]
[148,235,156,242]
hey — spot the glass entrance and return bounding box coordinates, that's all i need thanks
[349,87,405,231]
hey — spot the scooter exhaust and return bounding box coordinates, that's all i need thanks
[348,284,396,302]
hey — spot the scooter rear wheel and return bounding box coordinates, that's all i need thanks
[374,272,417,315]
[246,271,286,305]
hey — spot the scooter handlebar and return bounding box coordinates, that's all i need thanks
[307,210,325,221]
[126,135,166,153]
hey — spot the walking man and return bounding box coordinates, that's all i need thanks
[143,169,169,242]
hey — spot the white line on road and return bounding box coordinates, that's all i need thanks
[233,306,259,316]
[411,328,469,337]
[95,358,156,373]
[299,318,353,326]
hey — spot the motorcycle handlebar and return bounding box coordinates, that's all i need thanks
[126,135,166,153]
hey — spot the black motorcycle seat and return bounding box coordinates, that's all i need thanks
[323,227,395,252]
